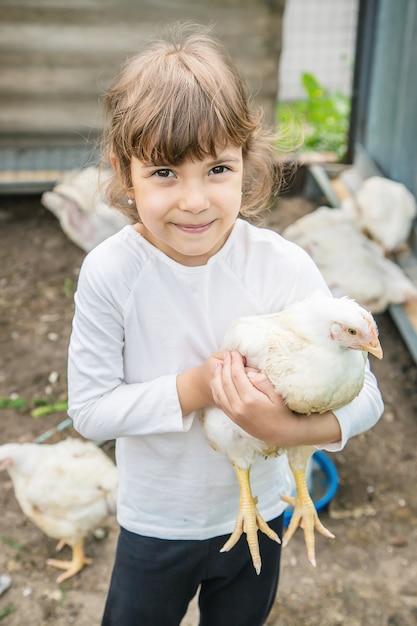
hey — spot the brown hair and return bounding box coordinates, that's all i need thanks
[101,23,282,221]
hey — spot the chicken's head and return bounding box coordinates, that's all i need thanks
[327,298,383,359]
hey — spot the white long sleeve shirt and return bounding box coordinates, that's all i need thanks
[67,219,383,540]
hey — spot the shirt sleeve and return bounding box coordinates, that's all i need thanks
[318,362,384,451]
[67,255,193,442]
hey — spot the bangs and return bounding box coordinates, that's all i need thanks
[132,104,237,165]
[121,50,257,165]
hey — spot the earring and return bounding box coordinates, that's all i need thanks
[127,198,134,206]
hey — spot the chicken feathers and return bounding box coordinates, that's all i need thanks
[41,167,131,252]
[203,293,382,573]
[341,175,417,253]
[0,437,118,583]
[283,206,417,313]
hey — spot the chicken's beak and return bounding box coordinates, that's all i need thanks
[365,341,383,359]
[361,323,383,359]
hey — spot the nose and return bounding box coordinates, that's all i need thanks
[177,180,210,213]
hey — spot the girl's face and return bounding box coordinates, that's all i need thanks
[129,145,243,266]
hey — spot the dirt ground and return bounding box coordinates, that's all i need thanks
[1,193,417,626]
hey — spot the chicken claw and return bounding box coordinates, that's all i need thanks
[281,467,335,567]
[47,540,91,584]
[220,465,281,574]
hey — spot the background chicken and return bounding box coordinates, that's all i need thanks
[203,293,383,574]
[41,167,131,252]
[0,437,118,583]
[283,206,417,312]
[341,175,417,253]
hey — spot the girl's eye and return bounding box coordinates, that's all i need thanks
[153,169,174,178]
[210,165,229,175]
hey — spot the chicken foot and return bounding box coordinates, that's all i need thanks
[220,464,281,575]
[47,540,91,584]
[281,449,335,567]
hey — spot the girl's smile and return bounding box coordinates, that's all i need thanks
[173,221,215,233]
[129,145,244,266]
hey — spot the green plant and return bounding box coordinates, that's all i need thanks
[0,535,27,551]
[0,395,68,417]
[0,604,16,620]
[276,72,351,161]
[63,277,76,300]
[0,396,27,410]
[31,400,68,418]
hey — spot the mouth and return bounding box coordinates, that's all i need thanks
[173,221,214,234]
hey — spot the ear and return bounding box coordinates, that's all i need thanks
[109,152,118,172]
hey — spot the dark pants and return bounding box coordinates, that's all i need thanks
[101,515,283,626]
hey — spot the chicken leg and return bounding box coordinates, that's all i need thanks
[281,446,335,566]
[220,463,281,574]
[46,540,91,583]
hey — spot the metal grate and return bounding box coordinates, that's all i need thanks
[0,144,99,193]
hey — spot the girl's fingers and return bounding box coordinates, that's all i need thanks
[229,351,261,398]
[218,352,240,406]
[247,371,276,399]
[211,351,275,421]
[221,352,258,409]
[211,359,233,411]
[211,352,243,411]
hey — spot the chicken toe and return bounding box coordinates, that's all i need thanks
[281,467,335,566]
[220,465,280,575]
[47,541,92,583]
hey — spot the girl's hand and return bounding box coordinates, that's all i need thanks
[176,351,226,416]
[211,351,342,447]
[210,351,297,445]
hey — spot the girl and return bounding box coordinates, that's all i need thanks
[67,23,383,626]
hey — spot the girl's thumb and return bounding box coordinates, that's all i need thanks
[247,371,268,387]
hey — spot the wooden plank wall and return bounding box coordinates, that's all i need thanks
[0,0,285,144]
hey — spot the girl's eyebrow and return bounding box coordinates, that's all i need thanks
[138,153,241,169]
[211,153,241,163]
[140,161,173,169]
[206,155,242,168]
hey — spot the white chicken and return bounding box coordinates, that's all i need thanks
[0,437,118,583]
[283,206,417,313]
[341,175,417,253]
[203,293,383,574]
[41,167,131,252]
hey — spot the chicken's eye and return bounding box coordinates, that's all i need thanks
[347,328,357,335]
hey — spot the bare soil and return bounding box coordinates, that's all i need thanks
[0,194,417,626]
